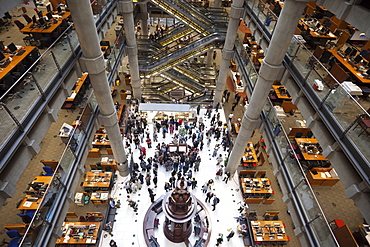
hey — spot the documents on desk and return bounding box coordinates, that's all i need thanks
[342,81,363,96]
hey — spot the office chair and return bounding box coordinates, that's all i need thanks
[6,230,22,247]
[295,131,303,138]
[22,14,32,24]
[42,166,54,176]
[306,130,313,138]
[320,50,332,64]
[14,20,25,30]
[17,213,33,223]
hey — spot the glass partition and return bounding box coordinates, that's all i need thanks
[262,98,338,246]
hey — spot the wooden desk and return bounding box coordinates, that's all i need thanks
[307,167,340,186]
[115,102,125,123]
[272,85,292,100]
[82,171,112,191]
[20,11,71,35]
[56,222,100,245]
[0,46,37,81]
[234,122,241,134]
[295,138,328,161]
[92,133,111,147]
[90,191,109,205]
[242,142,258,164]
[241,178,273,196]
[65,73,89,102]
[250,221,289,243]
[328,49,370,84]
[18,176,52,210]
[299,19,337,40]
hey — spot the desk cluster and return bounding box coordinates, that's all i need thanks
[56,222,100,244]
[0,43,39,96]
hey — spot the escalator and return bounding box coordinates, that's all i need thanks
[163,68,204,92]
[139,32,225,75]
[150,0,212,35]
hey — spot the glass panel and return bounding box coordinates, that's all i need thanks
[0,105,19,147]
[291,45,312,77]
[325,86,365,130]
[52,36,73,67]
[33,50,59,91]
[2,80,42,122]
[305,67,331,100]
[310,216,339,247]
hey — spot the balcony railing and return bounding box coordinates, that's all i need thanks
[245,0,370,185]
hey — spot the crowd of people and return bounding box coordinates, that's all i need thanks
[108,100,244,245]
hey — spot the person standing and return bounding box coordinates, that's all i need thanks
[146,137,152,148]
[196,104,201,115]
[110,239,118,247]
[153,132,158,142]
[148,188,156,203]
[212,196,220,211]
[228,113,233,122]
[205,191,214,203]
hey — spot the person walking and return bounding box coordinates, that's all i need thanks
[212,196,220,211]
[216,233,223,246]
[124,182,132,194]
[145,173,151,186]
[196,104,201,115]
[223,171,231,184]
[205,191,214,203]
[191,178,197,189]
[164,182,171,192]
[153,132,158,142]
[153,175,158,188]
[148,188,156,203]
[216,154,223,166]
[226,230,235,241]
[202,182,208,193]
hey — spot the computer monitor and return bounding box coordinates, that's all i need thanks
[46,4,52,13]
[316,23,321,29]
[57,6,62,13]
[354,55,363,64]
[0,51,6,62]
[7,43,17,53]
[362,60,369,67]
[344,47,352,56]
[349,49,357,57]
[39,17,46,26]
[37,11,43,19]
[323,18,331,28]
[32,15,37,24]
[46,12,53,20]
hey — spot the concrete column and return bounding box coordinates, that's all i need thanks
[206,50,213,66]
[68,0,129,177]
[214,0,222,8]
[139,3,149,37]
[121,0,142,99]
[226,0,309,175]
[213,0,244,104]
